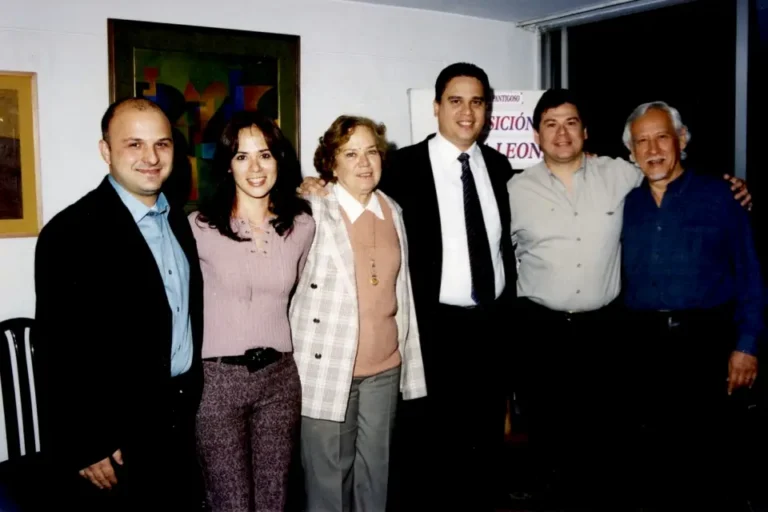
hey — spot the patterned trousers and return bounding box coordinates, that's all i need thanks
[196,355,301,512]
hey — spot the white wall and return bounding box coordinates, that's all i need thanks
[0,0,537,321]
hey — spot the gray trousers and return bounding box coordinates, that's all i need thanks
[301,366,400,512]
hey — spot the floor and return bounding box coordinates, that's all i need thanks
[491,434,768,512]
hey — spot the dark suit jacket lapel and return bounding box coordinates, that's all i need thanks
[414,137,444,281]
[480,144,512,238]
[94,177,170,313]
[480,144,516,298]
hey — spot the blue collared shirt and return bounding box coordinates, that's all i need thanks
[622,169,764,354]
[109,176,193,375]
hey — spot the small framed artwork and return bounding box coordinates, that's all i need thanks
[107,19,300,212]
[0,72,40,238]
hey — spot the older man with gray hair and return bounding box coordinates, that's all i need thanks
[621,101,764,510]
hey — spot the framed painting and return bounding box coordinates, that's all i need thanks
[0,72,40,238]
[108,19,300,212]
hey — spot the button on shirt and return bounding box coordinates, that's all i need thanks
[622,170,764,354]
[109,176,193,376]
[508,156,642,312]
[429,132,505,307]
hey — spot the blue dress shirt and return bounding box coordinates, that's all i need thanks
[622,170,764,354]
[109,176,193,375]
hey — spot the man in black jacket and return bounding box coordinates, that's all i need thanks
[34,97,204,511]
[379,63,516,511]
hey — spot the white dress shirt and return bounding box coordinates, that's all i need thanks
[333,182,385,222]
[429,132,505,307]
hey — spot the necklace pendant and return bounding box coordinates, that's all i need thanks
[370,276,379,286]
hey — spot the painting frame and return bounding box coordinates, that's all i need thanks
[0,71,41,238]
[107,19,300,211]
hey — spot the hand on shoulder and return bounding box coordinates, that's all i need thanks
[723,173,752,210]
[297,176,330,198]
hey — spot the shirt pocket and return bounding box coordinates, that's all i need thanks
[584,204,623,248]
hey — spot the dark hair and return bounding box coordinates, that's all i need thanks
[196,110,310,241]
[434,62,492,103]
[314,116,389,183]
[532,89,587,131]
[101,97,167,141]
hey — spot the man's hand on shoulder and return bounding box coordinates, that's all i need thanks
[297,176,329,198]
[723,174,752,210]
[79,449,123,490]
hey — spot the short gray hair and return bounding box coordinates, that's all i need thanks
[622,101,690,159]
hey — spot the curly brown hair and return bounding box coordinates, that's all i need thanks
[313,115,389,182]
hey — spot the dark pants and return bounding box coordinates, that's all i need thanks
[196,355,301,512]
[53,370,204,512]
[515,298,630,510]
[392,300,508,511]
[627,306,749,510]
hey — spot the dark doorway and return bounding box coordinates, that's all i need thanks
[568,0,737,177]
[748,0,768,265]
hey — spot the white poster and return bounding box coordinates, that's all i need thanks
[408,89,546,169]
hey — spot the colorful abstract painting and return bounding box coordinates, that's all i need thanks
[135,49,278,206]
[109,19,299,212]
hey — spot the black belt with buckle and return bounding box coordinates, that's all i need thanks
[634,302,735,330]
[204,347,283,373]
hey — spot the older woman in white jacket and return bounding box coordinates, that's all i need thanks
[290,115,426,511]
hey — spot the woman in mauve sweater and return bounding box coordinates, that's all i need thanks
[290,115,427,511]
[188,111,314,512]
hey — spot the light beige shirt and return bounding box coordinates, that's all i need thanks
[507,155,642,312]
[429,132,505,307]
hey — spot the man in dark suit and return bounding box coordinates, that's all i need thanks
[387,62,517,512]
[34,98,204,511]
[300,62,515,511]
